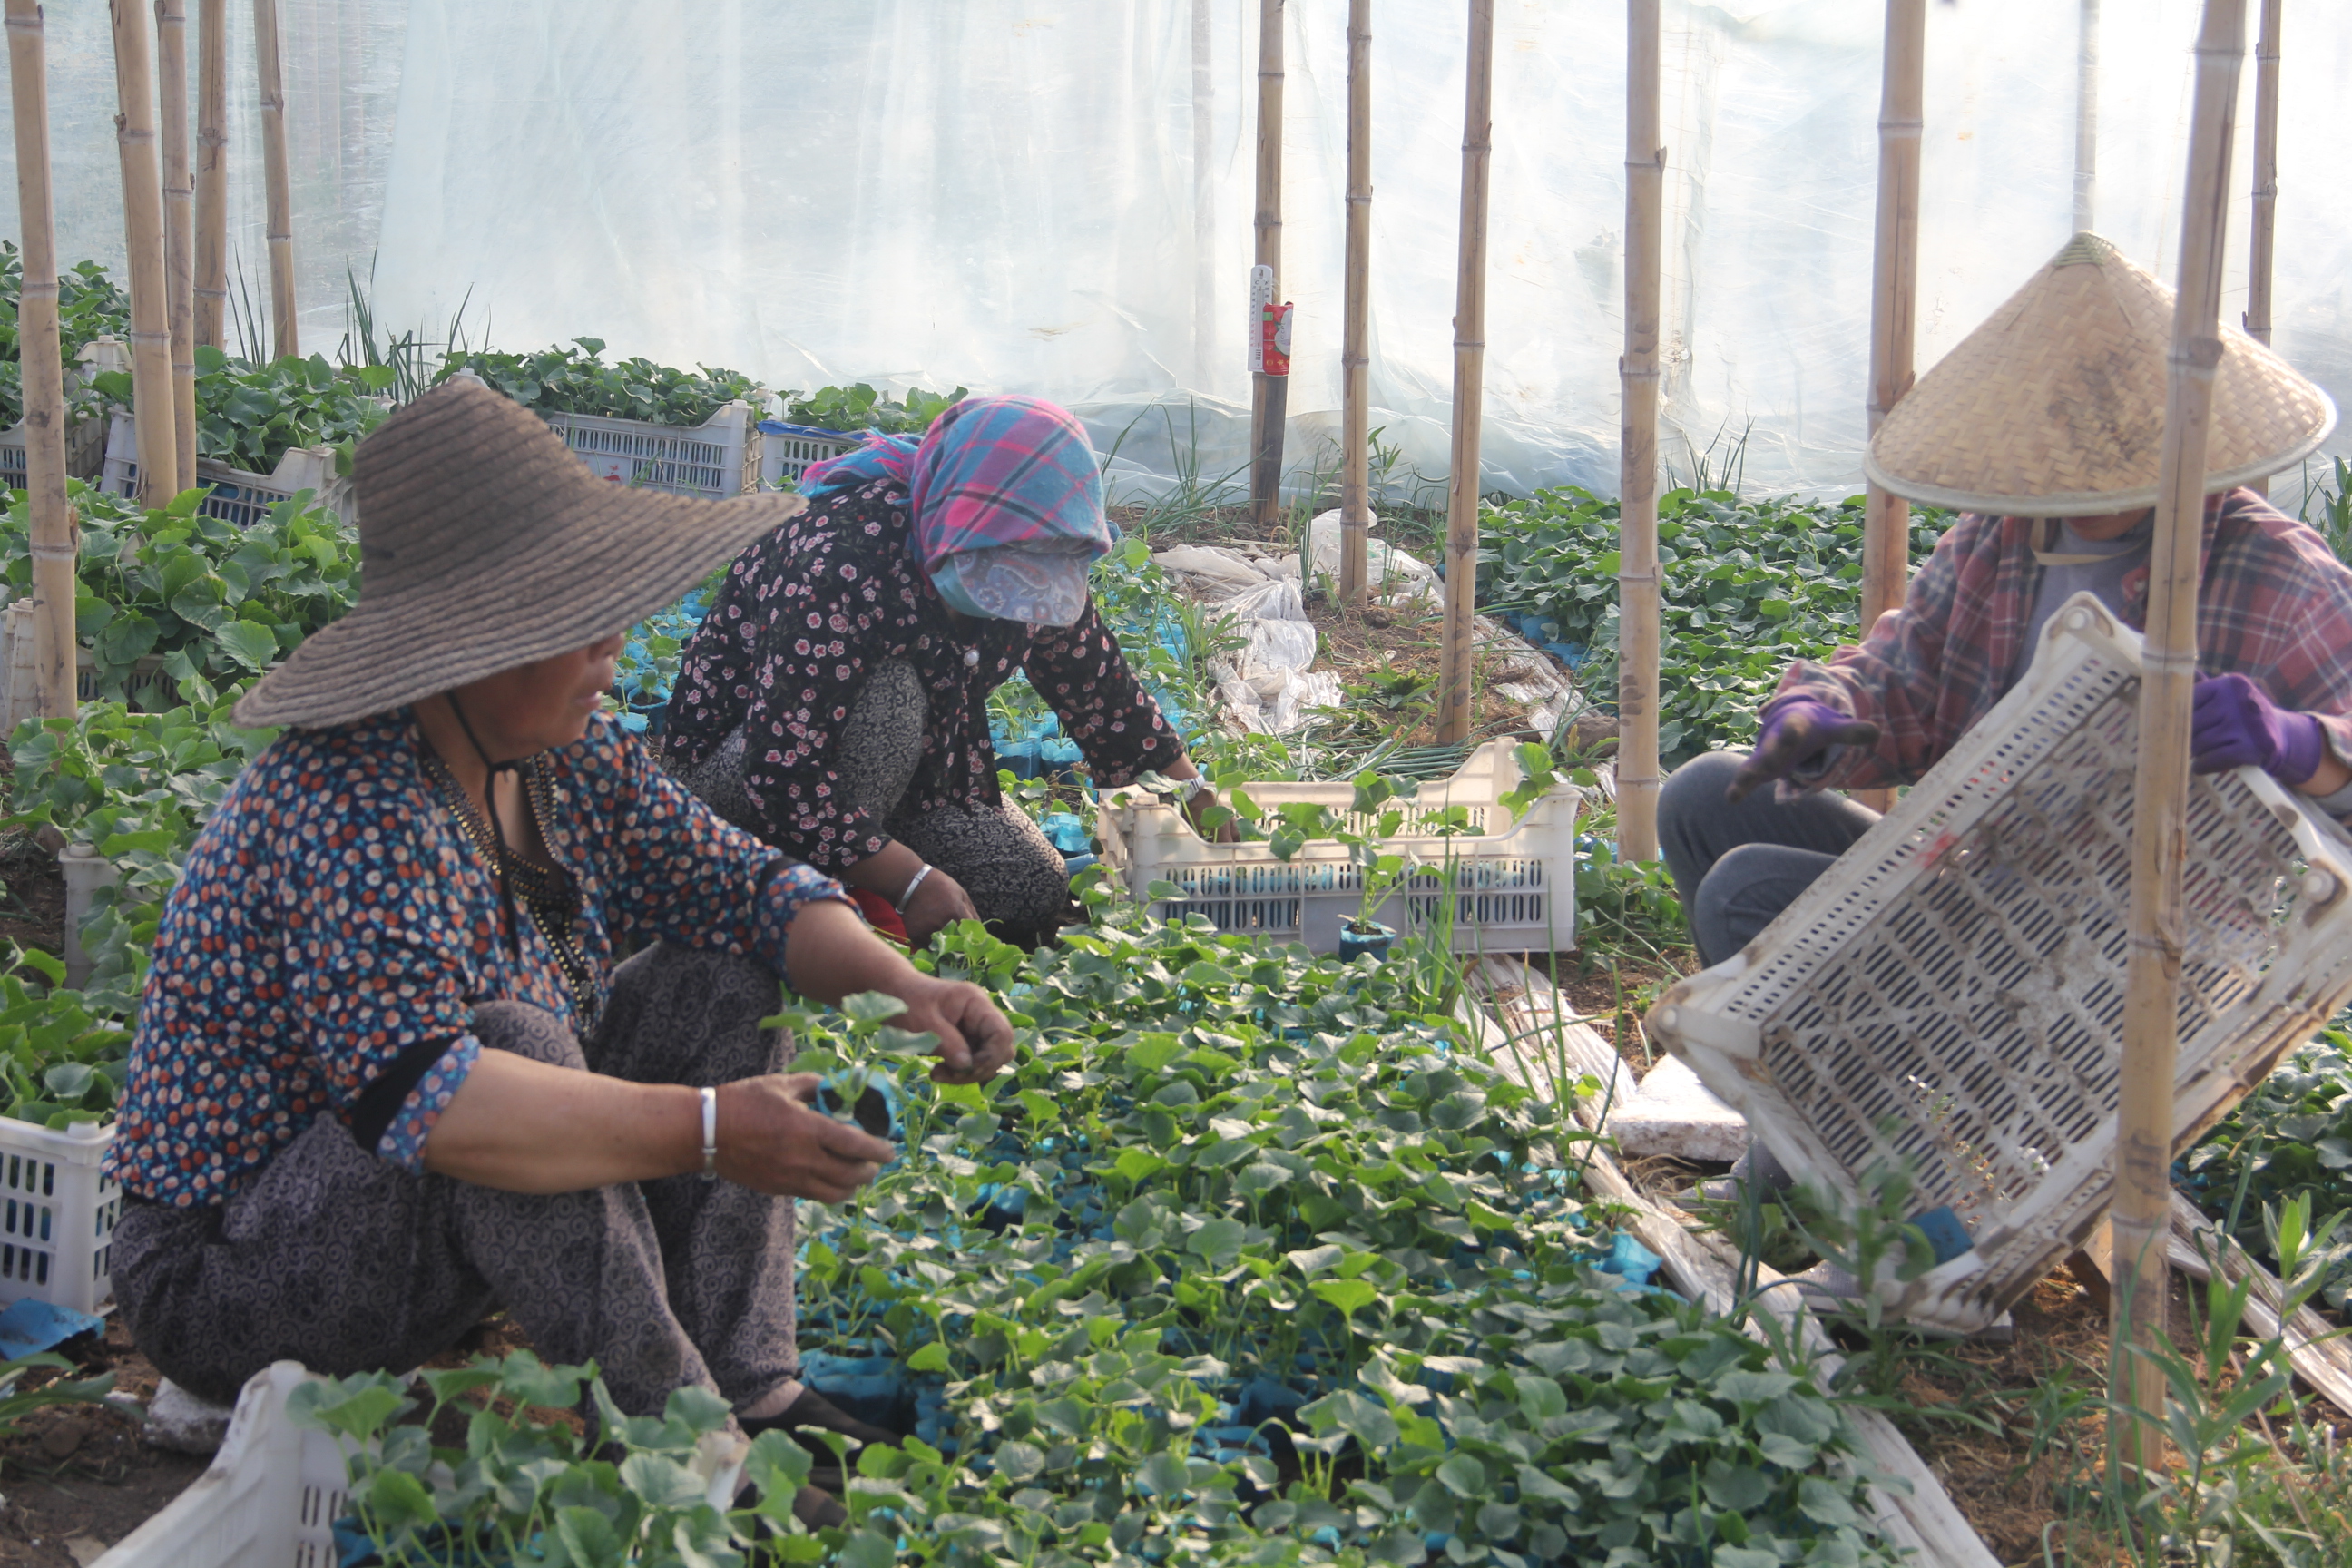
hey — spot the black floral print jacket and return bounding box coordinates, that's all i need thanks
[662,477,1181,869]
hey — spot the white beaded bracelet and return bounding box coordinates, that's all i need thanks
[699,1086,718,1182]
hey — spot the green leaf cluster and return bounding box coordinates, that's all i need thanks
[1475,487,1947,766]
[0,481,358,705]
[290,1349,820,1567]
[92,348,393,476]
[440,338,760,429]
[2186,1019,2352,1310]
[785,383,969,436]
[0,245,132,429]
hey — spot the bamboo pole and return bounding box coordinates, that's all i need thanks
[1856,0,1923,813]
[7,0,75,721]
[1434,0,1494,745]
[2112,0,2247,1471]
[110,0,178,508]
[2245,0,2280,484]
[1338,0,1372,607]
[2074,0,2099,231]
[193,0,226,352]
[1249,0,1283,531]
[1617,0,1664,861]
[254,0,296,359]
[157,0,196,492]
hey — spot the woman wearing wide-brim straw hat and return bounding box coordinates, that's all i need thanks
[106,379,1004,1525]
[1653,233,2352,1253]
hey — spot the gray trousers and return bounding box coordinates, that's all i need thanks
[1657,750,1880,968]
[111,944,798,1416]
[677,660,1074,947]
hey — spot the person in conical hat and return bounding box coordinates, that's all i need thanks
[1659,231,2348,973]
[105,381,1014,1527]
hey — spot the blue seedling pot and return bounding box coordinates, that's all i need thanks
[1338,921,1396,963]
[816,1067,899,1142]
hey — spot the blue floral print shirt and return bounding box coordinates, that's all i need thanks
[109,709,851,1208]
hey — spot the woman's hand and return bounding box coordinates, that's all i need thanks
[901,866,981,948]
[715,1073,897,1200]
[895,972,1017,1085]
[1182,785,1240,844]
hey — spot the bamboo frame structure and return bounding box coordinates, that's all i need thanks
[1338,0,1372,608]
[1854,0,1923,812]
[157,0,197,492]
[1249,0,1283,530]
[193,0,226,352]
[6,0,75,720]
[2247,0,2279,351]
[1616,0,1663,861]
[254,0,296,359]
[2112,0,2247,1469]
[1434,0,1494,745]
[2075,0,2100,231]
[110,0,179,508]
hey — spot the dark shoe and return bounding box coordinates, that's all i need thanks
[742,1387,900,1459]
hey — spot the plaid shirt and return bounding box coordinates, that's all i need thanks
[1777,488,2352,815]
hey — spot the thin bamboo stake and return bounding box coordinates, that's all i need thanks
[1191,0,1214,385]
[1338,0,1372,608]
[110,0,178,509]
[1249,0,1283,530]
[254,0,296,359]
[7,0,75,721]
[193,0,226,351]
[2112,0,2247,1472]
[1434,0,1494,745]
[2074,0,2100,232]
[1617,0,1663,861]
[2243,0,2278,497]
[1856,0,1923,813]
[157,0,196,492]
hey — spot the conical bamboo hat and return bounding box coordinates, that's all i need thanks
[1865,232,2337,517]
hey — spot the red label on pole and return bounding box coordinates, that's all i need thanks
[1260,301,1293,377]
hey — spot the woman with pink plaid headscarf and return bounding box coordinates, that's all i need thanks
[664,395,1225,949]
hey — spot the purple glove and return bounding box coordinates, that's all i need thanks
[2190,672,2325,784]
[1726,698,1883,803]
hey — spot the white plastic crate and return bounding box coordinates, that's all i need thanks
[0,411,111,486]
[101,411,354,527]
[758,419,861,488]
[544,400,760,499]
[1098,739,1580,954]
[1647,593,2352,1335]
[0,1115,118,1315]
[0,601,175,734]
[94,1362,348,1568]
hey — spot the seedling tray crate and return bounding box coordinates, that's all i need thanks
[1098,738,1580,954]
[101,412,354,528]
[0,1116,117,1316]
[758,419,861,488]
[544,400,760,500]
[1647,594,2352,1335]
[93,1362,348,1568]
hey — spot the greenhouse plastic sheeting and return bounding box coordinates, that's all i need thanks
[6,2,2351,505]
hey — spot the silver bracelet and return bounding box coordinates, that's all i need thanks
[699,1086,718,1182]
[898,863,934,908]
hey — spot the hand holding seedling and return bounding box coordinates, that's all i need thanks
[712,1073,895,1200]
[895,974,1016,1084]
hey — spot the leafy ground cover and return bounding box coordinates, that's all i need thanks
[441,338,760,429]
[315,916,1905,1568]
[0,246,134,431]
[1474,489,1946,767]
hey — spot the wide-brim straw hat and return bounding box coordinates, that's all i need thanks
[1865,232,2337,517]
[234,378,801,729]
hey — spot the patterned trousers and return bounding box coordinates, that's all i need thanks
[674,659,1076,947]
[111,944,799,1416]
